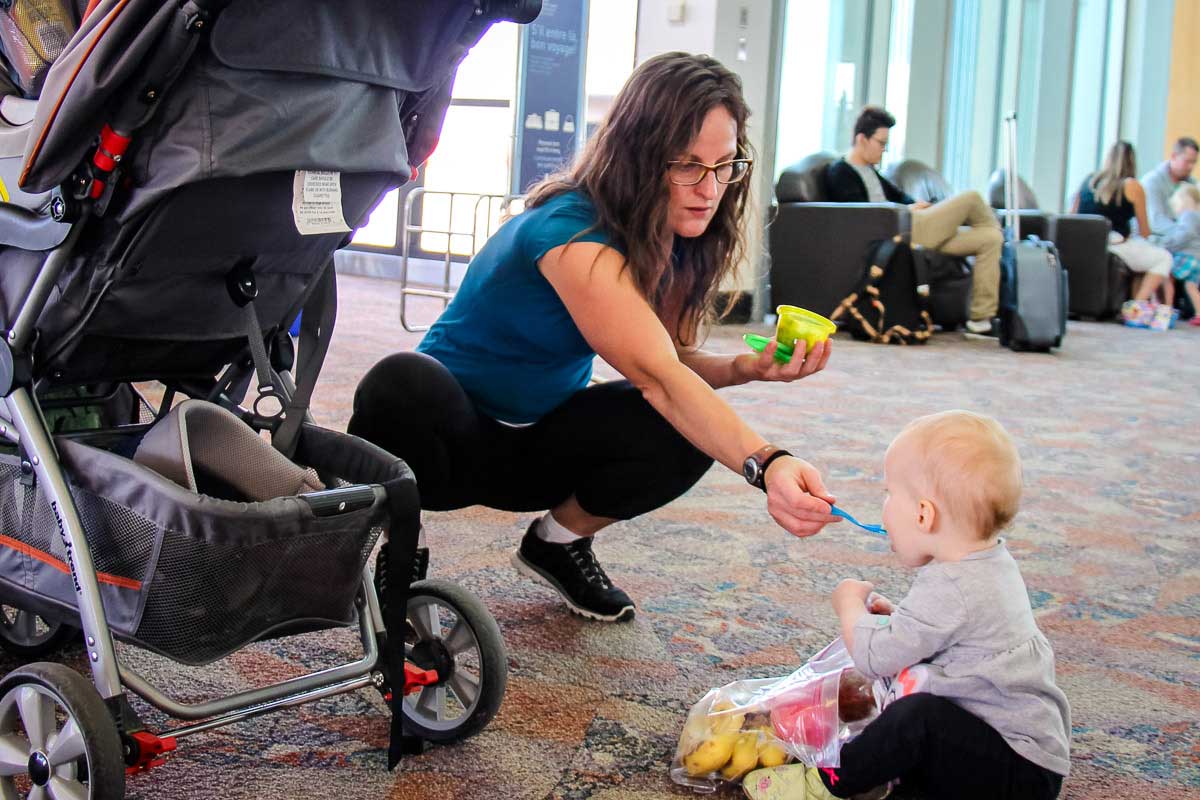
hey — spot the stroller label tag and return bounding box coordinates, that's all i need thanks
[292,171,350,235]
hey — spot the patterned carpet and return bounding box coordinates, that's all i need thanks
[3,273,1196,799]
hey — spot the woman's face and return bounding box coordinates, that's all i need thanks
[666,105,739,239]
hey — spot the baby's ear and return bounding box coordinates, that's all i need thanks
[917,499,937,533]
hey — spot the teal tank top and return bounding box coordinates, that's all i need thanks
[417,190,616,424]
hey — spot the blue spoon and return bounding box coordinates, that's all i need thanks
[830,505,887,536]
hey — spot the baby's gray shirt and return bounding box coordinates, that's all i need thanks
[851,540,1071,776]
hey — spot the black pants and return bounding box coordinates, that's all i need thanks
[347,352,714,519]
[820,694,1063,800]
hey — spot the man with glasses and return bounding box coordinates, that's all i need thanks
[826,105,1004,336]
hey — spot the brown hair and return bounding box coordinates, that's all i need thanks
[897,410,1023,539]
[1089,141,1137,206]
[523,52,752,346]
[853,105,896,145]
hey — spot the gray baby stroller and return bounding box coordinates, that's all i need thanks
[0,0,541,796]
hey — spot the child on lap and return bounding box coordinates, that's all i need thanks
[746,411,1070,800]
[1167,183,1200,325]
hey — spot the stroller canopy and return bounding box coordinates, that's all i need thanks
[21,0,489,219]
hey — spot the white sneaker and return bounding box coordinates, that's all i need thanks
[964,318,999,336]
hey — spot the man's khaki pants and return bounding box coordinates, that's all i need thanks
[911,191,1004,322]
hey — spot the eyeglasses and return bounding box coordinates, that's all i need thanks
[666,158,753,186]
[870,136,889,150]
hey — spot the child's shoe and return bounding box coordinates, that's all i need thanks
[1121,299,1155,328]
[742,765,890,800]
[1149,303,1179,331]
[1189,315,1200,327]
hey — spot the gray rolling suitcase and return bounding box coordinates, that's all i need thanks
[998,113,1068,351]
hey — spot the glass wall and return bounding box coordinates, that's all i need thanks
[352,2,637,259]
[774,0,916,178]
[935,0,1130,211]
[1063,0,1126,208]
[941,0,1009,194]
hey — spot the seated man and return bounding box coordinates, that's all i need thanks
[826,105,1004,336]
[1140,136,1200,268]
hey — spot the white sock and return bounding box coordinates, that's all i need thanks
[535,512,585,544]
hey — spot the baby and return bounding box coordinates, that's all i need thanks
[745,411,1070,800]
[1166,183,1200,326]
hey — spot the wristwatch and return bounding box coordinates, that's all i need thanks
[742,445,792,491]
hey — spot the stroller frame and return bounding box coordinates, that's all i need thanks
[0,237,464,774]
[0,0,538,793]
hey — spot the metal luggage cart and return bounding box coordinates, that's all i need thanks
[398,189,525,331]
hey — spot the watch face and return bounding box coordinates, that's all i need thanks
[742,457,758,483]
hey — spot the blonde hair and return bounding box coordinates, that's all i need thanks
[895,410,1023,539]
[1169,182,1200,217]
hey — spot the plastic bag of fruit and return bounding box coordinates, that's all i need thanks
[669,638,878,793]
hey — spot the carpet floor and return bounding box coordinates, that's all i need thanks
[2,273,1195,799]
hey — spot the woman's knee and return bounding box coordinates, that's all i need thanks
[566,382,714,518]
[1151,249,1174,276]
[607,384,712,477]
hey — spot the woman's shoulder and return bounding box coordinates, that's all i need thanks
[518,189,613,260]
[529,188,598,218]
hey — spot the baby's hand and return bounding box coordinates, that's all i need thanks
[866,591,895,615]
[832,578,874,610]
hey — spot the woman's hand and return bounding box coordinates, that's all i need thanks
[735,338,832,385]
[762,455,841,538]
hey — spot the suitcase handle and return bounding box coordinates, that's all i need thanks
[1004,112,1019,240]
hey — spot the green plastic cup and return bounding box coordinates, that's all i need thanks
[774,305,836,354]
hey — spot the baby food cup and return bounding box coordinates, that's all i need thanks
[774,305,836,355]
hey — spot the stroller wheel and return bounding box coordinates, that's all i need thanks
[0,662,125,799]
[0,607,77,658]
[401,579,507,743]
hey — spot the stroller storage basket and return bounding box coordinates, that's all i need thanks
[0,424,408,666]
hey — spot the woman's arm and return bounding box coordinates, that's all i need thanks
[678,339,831,390]
[540,241,840,537]
[1126,178,1152,237]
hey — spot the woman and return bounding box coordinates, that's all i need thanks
[1074,141,1174,306]
[350,53,840,624]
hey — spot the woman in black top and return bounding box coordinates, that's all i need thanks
[1074,141,1173,304]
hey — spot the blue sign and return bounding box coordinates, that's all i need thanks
[513,0,589,194]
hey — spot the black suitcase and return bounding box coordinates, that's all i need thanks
[998,114,1068,351]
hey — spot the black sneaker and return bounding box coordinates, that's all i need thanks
[511,522,635,622]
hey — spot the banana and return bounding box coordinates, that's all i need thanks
[683,731,738,776]
[709,699,747,734]
[756,738,789,768]
[679,711,712,752]
[720,732,760,780]
[752,725,790,768]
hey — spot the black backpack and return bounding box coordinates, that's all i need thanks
[830,235,935,345]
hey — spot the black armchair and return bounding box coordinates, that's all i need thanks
[882,159,954,204]
[768,154,971,329]
[986,170,1117,318]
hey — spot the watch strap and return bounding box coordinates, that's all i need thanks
[747,445,792,490]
